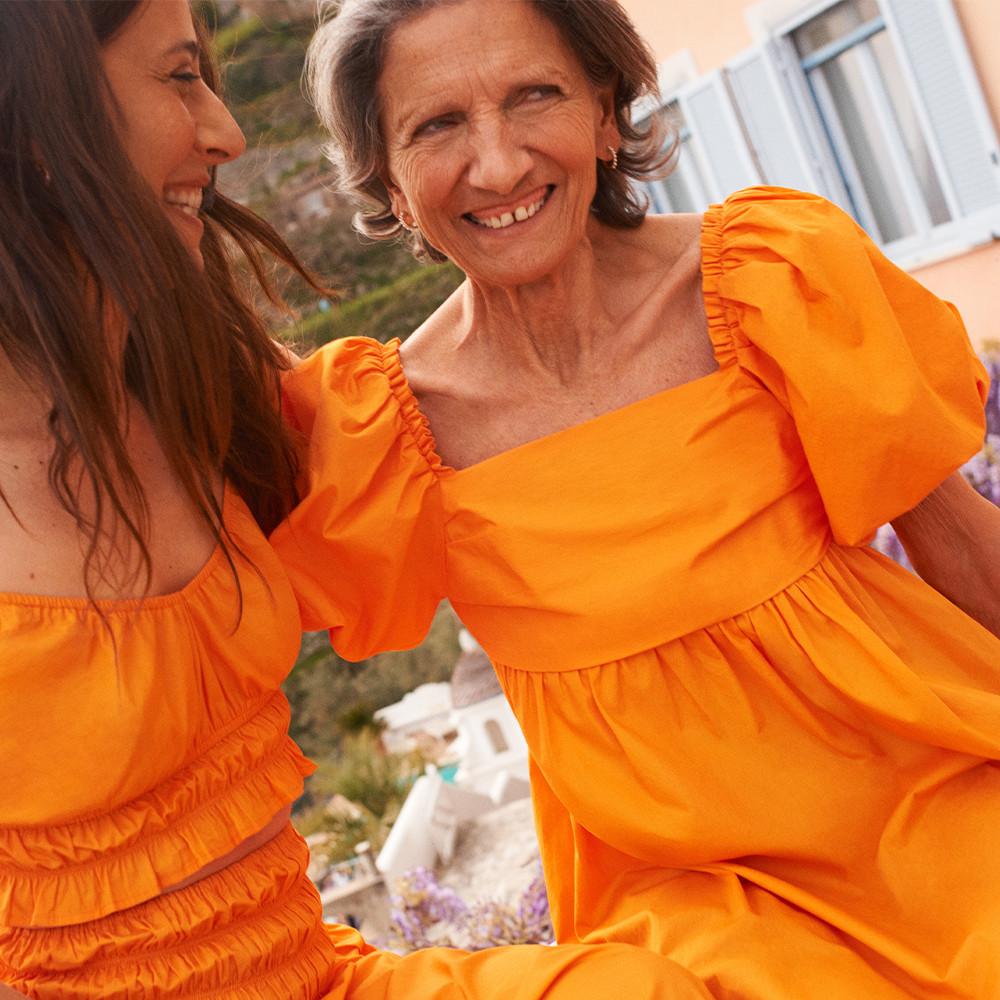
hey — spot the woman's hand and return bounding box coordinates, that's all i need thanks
[0,984,30,998]
[891,472,1000,637]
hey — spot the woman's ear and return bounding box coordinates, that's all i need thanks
[385,179,412,227]
[594,82,620,154]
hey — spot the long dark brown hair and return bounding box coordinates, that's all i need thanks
[0,0,318,599]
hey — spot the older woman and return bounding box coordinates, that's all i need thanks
[275,0,1000,996]
[0,1,712,997]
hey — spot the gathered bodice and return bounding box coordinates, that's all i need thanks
[0,485,311,926]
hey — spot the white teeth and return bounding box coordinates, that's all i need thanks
[164,187,204,212]
[471,191,548,230]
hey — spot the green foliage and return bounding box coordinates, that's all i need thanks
[212,14,264,57]
[294,732,425,860]
[338,703,384,736]
[282,264,465,349]
[214,12,318,144]
[313,732,423,819]
[283,603,461,766]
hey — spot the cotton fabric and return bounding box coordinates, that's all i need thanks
[273,188,1000,998]
[0,422,706,994]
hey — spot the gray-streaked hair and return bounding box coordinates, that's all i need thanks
[306,0,675,262]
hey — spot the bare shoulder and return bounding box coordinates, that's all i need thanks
[637,212,704,265]
[595,212,704,292]
[397,278,468,395]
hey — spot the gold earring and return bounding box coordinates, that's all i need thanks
[606,146,619,171]
[399,215,418,233]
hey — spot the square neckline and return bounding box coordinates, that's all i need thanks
[0,482,234,613]
[384,203,735,480]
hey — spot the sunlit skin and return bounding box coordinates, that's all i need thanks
[381,0,618,288]
[382,0,998,631]
[385,0,715,472]
[99,0,245,268]
[0,10,281,971]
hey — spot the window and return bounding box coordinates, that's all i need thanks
[646,102,712,214]
[791,0,950,244]
[642,72,762,214]
[484,719,509,755]
[728,0,1000,263]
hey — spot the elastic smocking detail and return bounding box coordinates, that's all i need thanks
[378,338,450,476]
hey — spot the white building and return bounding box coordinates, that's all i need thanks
[375,630,531,889]
[450,630,529,796]
[374,681,455,757]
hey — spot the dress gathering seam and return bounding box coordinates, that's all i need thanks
[0,740,305,879]
[376,338,449,478]
[490,544,834,676]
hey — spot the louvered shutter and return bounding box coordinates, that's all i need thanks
[881,0,1000,219]
[677,71,761,200]
[726,43,835,200]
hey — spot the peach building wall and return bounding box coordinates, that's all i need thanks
[620,0,1000,349]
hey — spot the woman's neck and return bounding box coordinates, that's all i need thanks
[0,352,52,438]
[457,217,667,385]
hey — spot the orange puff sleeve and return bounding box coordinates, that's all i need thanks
[272,336,446,659]
[714,187,988,546]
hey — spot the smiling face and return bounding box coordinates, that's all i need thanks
[98,0,246,268]
[380,0,619,287]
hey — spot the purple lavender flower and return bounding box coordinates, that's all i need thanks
[387,863,554,953]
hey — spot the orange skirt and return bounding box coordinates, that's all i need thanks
[1,824,712,999]
[1,824,339,999]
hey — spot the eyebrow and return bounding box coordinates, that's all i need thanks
[161,40,199,59]
[394,70,571,137]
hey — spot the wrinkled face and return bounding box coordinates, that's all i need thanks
[99,0,246,268]
[380,0,619,287]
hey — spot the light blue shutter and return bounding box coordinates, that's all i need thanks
[677,71,761,200]
[726,43,835,200]
[881,0,1000,218]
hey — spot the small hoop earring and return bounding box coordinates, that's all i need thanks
[606,146,619,171]
[399,215,418,233]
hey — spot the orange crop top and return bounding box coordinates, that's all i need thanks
[0,484,312,927]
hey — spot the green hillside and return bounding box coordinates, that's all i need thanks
[207,3,466,814]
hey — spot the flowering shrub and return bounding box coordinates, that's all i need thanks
[963,345,1000,505]
[388,865,554,952]
[874,346,999,565]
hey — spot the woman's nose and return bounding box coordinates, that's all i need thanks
[465,118,532,195]
[196,88,247,165]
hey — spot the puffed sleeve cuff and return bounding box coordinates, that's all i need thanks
[270,337,446,659]
[712,186,988,546]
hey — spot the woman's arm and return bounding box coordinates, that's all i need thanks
[0,985,29,998]
[891,472,1000,637]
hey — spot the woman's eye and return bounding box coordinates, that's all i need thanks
[523,85,560,102]
[415,116,455,138]
[172,72,201,85]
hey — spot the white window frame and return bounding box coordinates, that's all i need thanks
[743,0,1000,269]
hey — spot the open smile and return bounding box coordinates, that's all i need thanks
[163,185,207,240]
[463,185,554,231]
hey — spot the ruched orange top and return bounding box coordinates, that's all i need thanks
[0,429,709,994]
[273,188,1000,998]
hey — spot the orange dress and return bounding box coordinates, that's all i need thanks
[0,445,710,994]
[273,188,1000,999]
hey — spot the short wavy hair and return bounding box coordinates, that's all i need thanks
[306,0,675,262]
